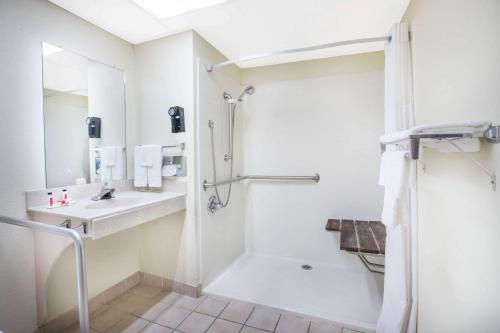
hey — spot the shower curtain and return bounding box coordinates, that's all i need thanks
[377,22,417,333]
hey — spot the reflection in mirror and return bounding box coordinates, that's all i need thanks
[42,42,126,188]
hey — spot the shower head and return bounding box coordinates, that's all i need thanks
[237,85,255,101]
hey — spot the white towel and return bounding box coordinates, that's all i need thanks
[379,151,410,227]
[162,164,178,176]
[134,145,162,188]
[380,121,491,145]
[112,148,126,180]
[98,146,124,183]
[134,146,147,187]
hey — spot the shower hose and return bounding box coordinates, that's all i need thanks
[209,101,236,208]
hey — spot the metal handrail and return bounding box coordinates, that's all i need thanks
[203,173,320,190]
[0,215,89,333]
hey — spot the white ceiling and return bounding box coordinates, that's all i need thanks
[49,0,410,68]
[43,43,88,96]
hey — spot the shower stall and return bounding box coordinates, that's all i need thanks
[196,46,386,330]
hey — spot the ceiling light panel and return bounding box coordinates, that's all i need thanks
[131,0,228,20]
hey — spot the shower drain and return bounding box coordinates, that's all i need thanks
[301,264,313,270]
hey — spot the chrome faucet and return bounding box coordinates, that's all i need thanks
[91,181,115,201]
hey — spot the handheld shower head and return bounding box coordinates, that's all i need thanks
[237,85,255,101]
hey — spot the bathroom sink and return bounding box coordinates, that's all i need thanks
[27,188,186,239]
[84,197,147,209]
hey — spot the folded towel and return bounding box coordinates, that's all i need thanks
[380,121,491,144]
[134,146,147,187]
[134,145,162,188]
[162,164,178,176]
[98,146,124,183]
[139,149,154,167]
[379,151,410,227]
[113,147,126,180]
[101,147,115,167]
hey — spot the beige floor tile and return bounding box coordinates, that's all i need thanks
[129,284,163,298]
[206,318,242,333]
[109,292,154,314]
[309,321,342,333]
[245,307,280,331]
[132,301,169,321]
[142,323,174,333]
[172,295,206,311]
[91,304,113,319]
[342,329,364,333]
[240,326,269,333]
[60,323,100,333]
[153,306,191,329]
[275,314,310,333]
[105,314,148,333]
[90,307,128,332]
[195,296,228,317]
[219,300,254,324]
[176,312,215,333]
[155,292,182,305]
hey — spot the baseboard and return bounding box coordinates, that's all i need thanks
[39,271,200,333]
[140,271,201,298]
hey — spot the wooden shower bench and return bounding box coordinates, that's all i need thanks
[326,219,386,273]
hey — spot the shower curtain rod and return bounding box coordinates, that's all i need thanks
[206,35,391,72]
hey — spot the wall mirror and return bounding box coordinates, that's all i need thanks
[42,42,126,188]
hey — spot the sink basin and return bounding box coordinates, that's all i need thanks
[85,197,147,209]
[28,189,186,239]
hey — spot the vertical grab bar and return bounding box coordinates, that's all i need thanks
[0,215,89,333]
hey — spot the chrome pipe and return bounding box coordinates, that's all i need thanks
[206,36,391,72]
[203,173,320,190]
[0,215,89,333]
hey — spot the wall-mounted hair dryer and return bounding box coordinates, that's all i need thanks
[168,106,185,133]
[86,117,101,138]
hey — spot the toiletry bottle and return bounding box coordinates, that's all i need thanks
[62,189,68,201]
[47,192,54,207]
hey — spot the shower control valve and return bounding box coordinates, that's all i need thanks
[207,195,222,215]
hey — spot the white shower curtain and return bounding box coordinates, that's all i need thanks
[377,22,417,333]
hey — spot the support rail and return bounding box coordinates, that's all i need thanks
[0,215,89,333]
[203,173,320,190]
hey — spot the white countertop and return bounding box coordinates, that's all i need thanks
[28,190,185,221]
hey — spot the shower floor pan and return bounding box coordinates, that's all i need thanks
[203,253,383,331]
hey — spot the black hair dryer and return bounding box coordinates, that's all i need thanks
[168,106,185,133]
[86,117,101,138]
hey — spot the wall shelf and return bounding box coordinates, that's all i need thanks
[380,122,500,191]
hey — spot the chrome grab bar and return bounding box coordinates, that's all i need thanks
[203,173,320,190]
[0,215,89,333]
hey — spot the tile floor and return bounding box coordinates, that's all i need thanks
[62,284,365,333]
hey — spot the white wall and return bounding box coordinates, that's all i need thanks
[194,32,246,286]
[241,53,385,266]
[42,48,88,95]
[134,31,199,287]
[46,227,140,321]
[402,0,500,331]
[0,1,136,331]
